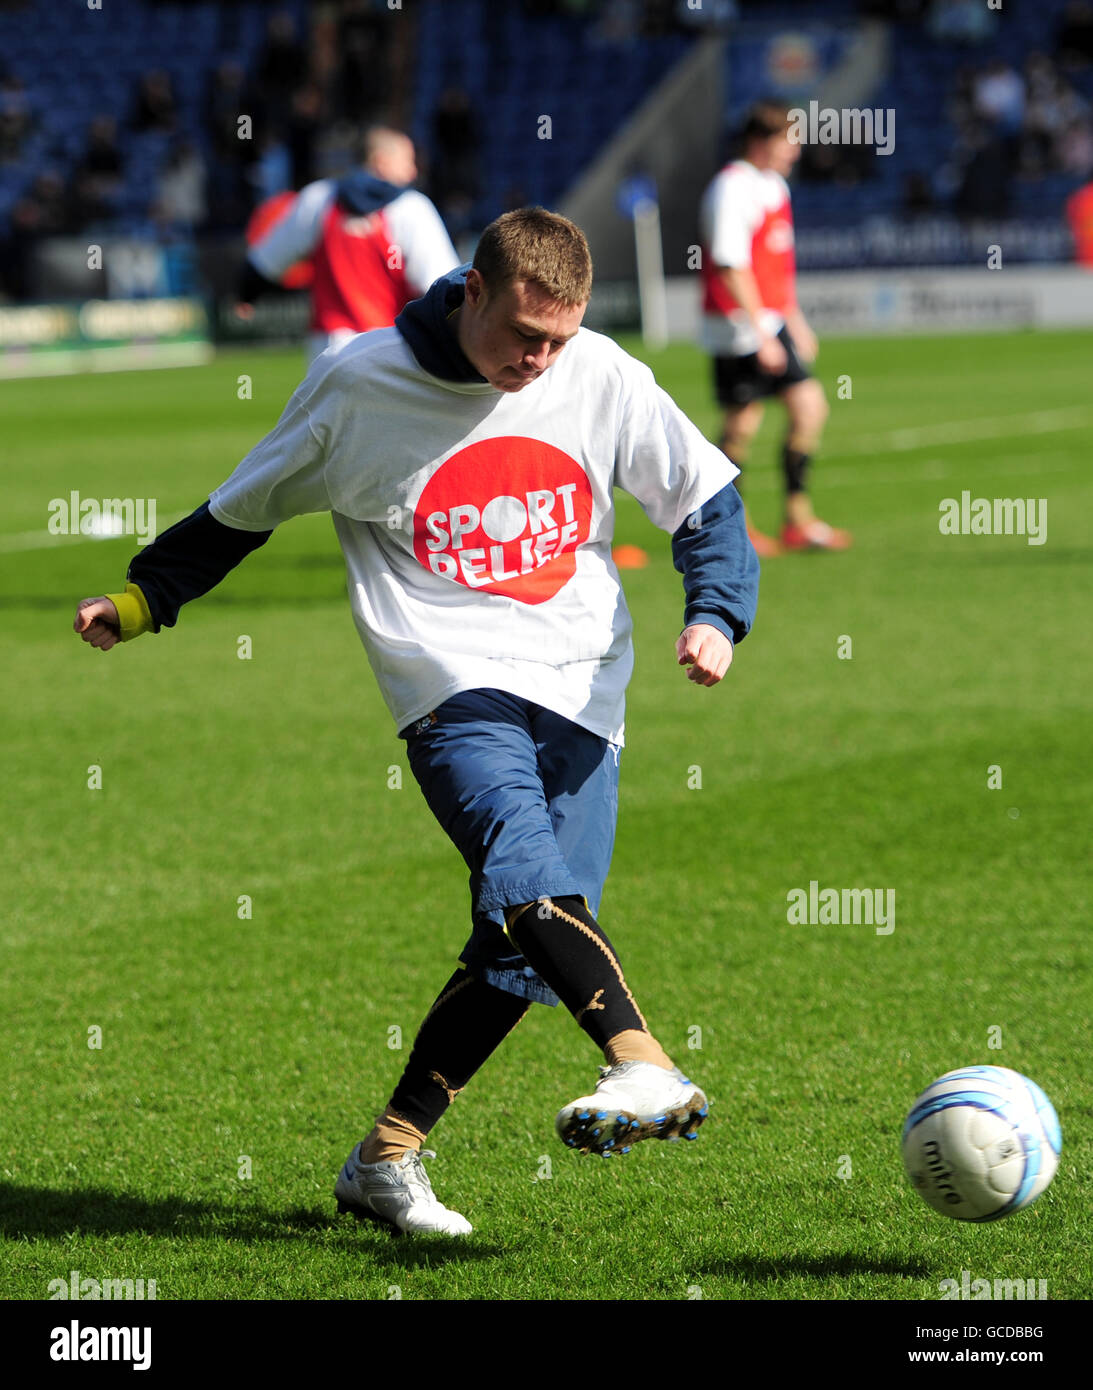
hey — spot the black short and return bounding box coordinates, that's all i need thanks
[713,325,810,408]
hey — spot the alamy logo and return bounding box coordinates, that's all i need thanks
[786,881,895,935]
[48,1268,157,1300]
[938,492,1046,545]
[787,101,895,156]
[47,492,157,546]
[939,1270,1048,1301]
[49,1320,152,1371]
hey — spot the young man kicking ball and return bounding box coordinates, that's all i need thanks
[74,208,759,1235]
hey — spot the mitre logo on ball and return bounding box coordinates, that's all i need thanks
[413,436,593,605]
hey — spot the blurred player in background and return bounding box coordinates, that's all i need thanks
[700,102,850,555]
[237,125,459,362]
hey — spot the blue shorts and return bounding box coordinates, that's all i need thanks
[399,688,621,1006]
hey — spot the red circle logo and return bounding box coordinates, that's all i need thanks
[413,437,592,605]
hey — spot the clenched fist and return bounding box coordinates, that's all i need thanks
[675,624,733,686]
[74,597,121,651]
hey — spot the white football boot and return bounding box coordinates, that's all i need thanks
[556,1061,709,1156]
[334,1145,472,1235]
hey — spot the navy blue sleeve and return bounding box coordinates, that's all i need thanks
[670,482,759,645]
[127,501,273,632]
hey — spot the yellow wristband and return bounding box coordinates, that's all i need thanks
[103,582,155,642]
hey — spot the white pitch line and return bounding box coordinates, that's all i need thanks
[0,514,187,556]
[835,406,1092,456]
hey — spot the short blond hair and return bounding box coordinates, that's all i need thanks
[473,207,593,306]
[359,124,411,165]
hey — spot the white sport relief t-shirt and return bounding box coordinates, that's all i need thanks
[208,327,737,745]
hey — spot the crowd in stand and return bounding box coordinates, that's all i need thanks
[3,0,1093,301]
[0,0,752,279]
[937,31,1093,217]
[1,4,423,282]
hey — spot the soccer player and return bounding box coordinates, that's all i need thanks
[74,209,759,1236]
[236,125,460,362]
[699,102,850,555]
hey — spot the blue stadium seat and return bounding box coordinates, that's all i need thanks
[0,0,1080,254]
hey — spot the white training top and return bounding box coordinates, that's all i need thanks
[208,327,736,745]
[699,159,793,357]
[249,179,459,296]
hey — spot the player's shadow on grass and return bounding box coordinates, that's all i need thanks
[0,1184,502,1263]
[696,1252,933,1282]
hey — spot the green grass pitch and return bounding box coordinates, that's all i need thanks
[2,328,1090,1302]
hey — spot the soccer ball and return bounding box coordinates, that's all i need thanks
[901,1065,1062,1222]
